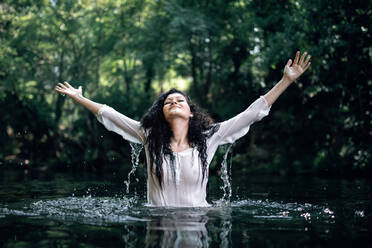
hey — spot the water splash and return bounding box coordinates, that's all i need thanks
[228,199,336,224]
[0,197,336,227]
[0,196,338,248]
[2,196,146,225]
[124,143,143,194]
[219,144,233,204]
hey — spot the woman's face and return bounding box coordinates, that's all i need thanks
[163,93,192,122]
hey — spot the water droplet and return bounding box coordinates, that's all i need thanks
[281,211,289,216]
[355,210,365,217]
[300,212,311,220]
[323,208,334,215]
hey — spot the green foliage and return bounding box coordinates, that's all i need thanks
[0,0,370,176]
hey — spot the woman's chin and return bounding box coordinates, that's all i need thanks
[165,113,189,121]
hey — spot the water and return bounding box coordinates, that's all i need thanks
[0,168,371,247]
[219,144,233,203]
[124,143,143,194]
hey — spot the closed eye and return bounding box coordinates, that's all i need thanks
[164,99,185,105]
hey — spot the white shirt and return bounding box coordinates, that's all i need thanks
[96,96,271,207]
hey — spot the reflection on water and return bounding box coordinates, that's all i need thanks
[0,168,370,247]
[144,208,211,248]
[0,195,339,247]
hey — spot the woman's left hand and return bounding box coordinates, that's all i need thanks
[283,51,311,83]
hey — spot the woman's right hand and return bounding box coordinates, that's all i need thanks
[55,81,83,99]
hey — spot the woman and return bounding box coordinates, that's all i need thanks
[55,51,311,207]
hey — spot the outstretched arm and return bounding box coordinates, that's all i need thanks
[55,81,102,115]
[55,81,145,143]
[207,51,310,150]
[263,51,311,107]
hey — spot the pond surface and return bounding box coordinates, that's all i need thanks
[0,166,371,247]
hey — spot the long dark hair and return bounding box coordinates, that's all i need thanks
[141,89,219,188]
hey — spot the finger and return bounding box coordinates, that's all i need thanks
[303,62,311,72]
[58,83,67,89]
[299,51,307,66]
[293,51,300,64]
[55,85,65,91]
[286,59,292,67]
[64,81,73,88]
[304,55,311,66]
[55,86,64,93]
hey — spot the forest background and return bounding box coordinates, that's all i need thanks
[0,0,370,177]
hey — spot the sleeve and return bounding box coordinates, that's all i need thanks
[96,105,145,144]
[210,96,271,146]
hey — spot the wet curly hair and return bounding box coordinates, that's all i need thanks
[141,88,219,188]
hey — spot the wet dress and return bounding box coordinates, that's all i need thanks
[96,96,271,207]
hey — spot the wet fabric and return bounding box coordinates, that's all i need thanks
[96,96,271,207]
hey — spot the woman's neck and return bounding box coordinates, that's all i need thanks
[168,118,190,152]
